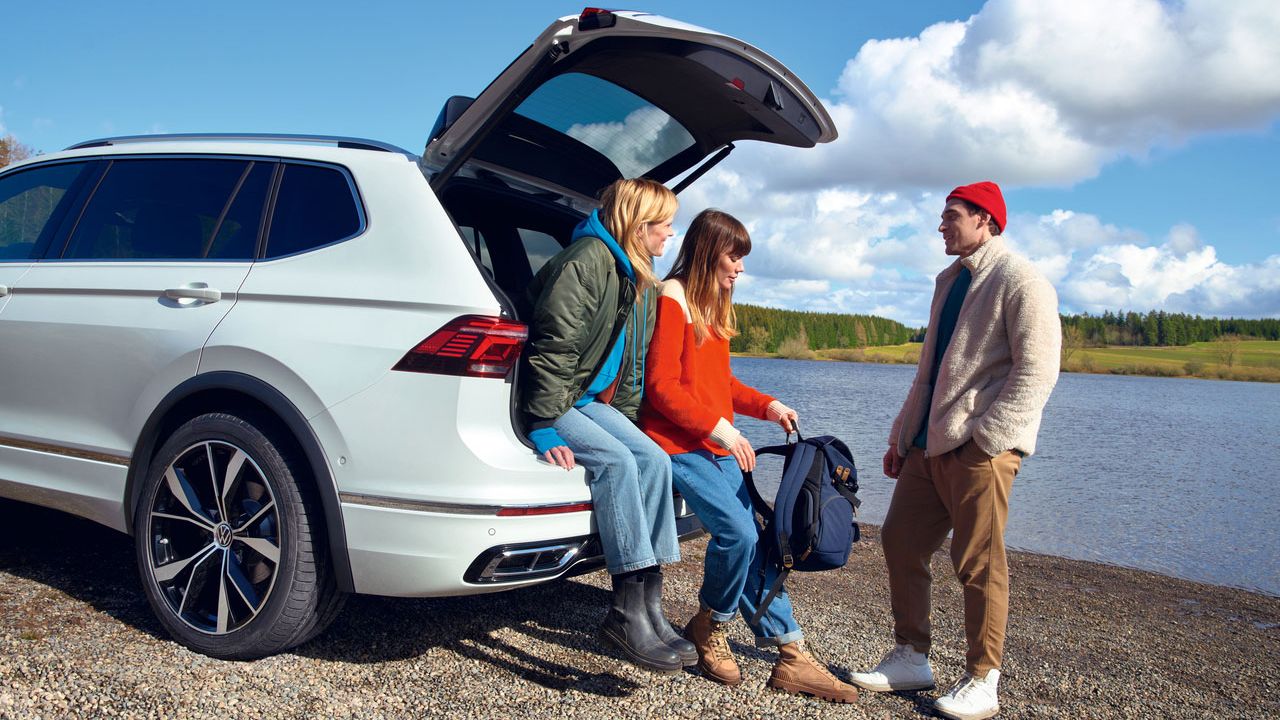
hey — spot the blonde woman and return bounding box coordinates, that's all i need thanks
[520,178,693,672]
[640,209,859,702]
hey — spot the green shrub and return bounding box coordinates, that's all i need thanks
[776,328,816,360]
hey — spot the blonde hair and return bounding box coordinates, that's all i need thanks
[666,209,751,344]
[599,178,678,291]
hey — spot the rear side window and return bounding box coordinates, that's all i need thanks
[264,163,362,258]
[0,163,87,260]
[518,228,561,275]
[63,158,258,260]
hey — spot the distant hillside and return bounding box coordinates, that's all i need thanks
[732,304,919,355]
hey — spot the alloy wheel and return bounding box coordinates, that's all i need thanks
[145,440,281,635]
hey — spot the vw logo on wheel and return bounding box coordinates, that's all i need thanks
[215,523,234,548]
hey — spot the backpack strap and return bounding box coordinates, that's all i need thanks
[753,444,791,458]
[745,438,798,517]
[750,566,792,626]
[741,469,773,521]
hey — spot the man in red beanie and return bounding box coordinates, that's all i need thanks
[852,181,1061,720]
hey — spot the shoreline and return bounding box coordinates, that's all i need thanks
[730,348,1280,383]
[2,500,1277,718]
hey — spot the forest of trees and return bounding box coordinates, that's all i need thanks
[731,304,1277,356]
[1060,310,1280,347]
[731,304,918,354]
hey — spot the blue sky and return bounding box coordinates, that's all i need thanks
[3,0,1278,325]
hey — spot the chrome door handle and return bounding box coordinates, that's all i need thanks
[0,284,8,297]
[164,286,222,302]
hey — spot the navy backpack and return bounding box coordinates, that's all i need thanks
[743,428,861,624]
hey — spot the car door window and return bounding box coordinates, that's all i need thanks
[206,161,273,260]
[264,163,362,258]
[62,158,251,260]
[0,162,87,260]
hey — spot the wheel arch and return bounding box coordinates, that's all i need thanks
[127,371,355,592]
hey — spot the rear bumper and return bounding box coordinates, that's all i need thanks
[341,493,703,597]
[465,510,705,584]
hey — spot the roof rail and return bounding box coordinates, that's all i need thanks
[65,133,416,157]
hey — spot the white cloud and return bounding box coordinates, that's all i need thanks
[1023,212,1280,317]
[737,0,1280,192]
[678,160,1279,325]
[676,0,1280,326]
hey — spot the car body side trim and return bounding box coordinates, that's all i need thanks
[339,492,597,516]
[339,492,503,515]
[0,434,130,466]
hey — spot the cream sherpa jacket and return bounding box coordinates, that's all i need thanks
[890,236,1061,458]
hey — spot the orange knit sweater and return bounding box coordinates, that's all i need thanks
[640,283,774,456]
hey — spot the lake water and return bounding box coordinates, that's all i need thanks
[730,357,1280,597]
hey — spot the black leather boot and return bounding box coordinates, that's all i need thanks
[600,573,683,672]
[642,567,697,666]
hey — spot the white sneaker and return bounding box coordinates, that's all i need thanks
[849,644,934,691]
[934,669,1000,720]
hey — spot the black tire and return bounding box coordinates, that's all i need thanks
[133,412,343,659]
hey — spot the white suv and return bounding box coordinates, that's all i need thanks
[0,9,835,658]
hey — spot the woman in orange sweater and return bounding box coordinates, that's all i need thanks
[640,209,858,703]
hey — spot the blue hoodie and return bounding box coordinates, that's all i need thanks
[528,210,646,455]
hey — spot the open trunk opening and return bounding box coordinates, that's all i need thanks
[438,178,584,323]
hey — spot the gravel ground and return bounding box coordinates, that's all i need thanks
[1,497,1277,719]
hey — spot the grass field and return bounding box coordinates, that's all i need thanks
[1064,340,1280,382]
[741,340,1280,383]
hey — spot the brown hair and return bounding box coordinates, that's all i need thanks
[957,200,1002,236]
[666,209,752,344]
[599,178,678,290]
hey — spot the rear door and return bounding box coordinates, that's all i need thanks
[0,156,268,525]
[424,9,837,200]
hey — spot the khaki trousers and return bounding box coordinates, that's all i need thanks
[881,439,1021,674]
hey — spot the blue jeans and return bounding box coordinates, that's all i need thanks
[671,450,802,647]
[553,402,679,574]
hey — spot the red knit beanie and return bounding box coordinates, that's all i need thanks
[947,181,1006,233]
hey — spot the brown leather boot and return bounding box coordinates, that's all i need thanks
[768,641,859,703]
[682,608,741,686]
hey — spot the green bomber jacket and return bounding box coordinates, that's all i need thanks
[520,235,657,428]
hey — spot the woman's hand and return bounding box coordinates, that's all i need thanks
[544,445,576,470]
[730,434,756,472]
[766,401,798,433]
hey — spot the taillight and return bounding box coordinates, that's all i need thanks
[393,315,528,378]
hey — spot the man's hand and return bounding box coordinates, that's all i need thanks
[730,435,756,472]
[544,445,576,470]
[882,443,904,479]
